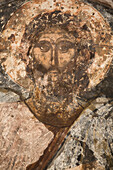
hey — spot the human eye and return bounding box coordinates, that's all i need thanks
[37,40,51,52]
[58,40,75,53]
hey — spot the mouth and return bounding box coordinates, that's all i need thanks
[35,61,67,74]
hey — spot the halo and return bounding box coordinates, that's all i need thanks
[1,0,113,91]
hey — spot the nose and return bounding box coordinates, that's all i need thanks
[51,48,55,66]
[51,45,58,66]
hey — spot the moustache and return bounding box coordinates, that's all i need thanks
[34,63,64,74]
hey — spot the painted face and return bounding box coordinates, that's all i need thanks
[30,28,77,101]
[26,27,91,127]
[32,27,76,72]
[1,2,112,127]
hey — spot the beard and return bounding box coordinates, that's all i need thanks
[32,59,89,107]
[25,59,90,127]
[37,71,73,103]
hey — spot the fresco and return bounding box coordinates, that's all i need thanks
[0,0,113,169]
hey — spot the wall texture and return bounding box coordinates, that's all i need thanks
[0,0,113,169]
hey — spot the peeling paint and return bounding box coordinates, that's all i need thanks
[0,0,113,127]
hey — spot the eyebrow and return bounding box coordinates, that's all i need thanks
[38,35,73,44]
[56,36,71,43]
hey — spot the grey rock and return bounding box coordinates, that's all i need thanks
[48,96,113,169]
[0,89,20,102]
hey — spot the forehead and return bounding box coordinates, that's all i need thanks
[37,27,75,43]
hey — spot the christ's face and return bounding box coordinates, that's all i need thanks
[27,27,90,127]
[32,28,76,72]
[30,27,90,102]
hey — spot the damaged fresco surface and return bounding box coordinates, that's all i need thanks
[0,0,113,169]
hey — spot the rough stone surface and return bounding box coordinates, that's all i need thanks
[0,102,53,169]
[0,0,113,169]
[48,96,113,170]
[0,89,20,102]
[0,0,113,126]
